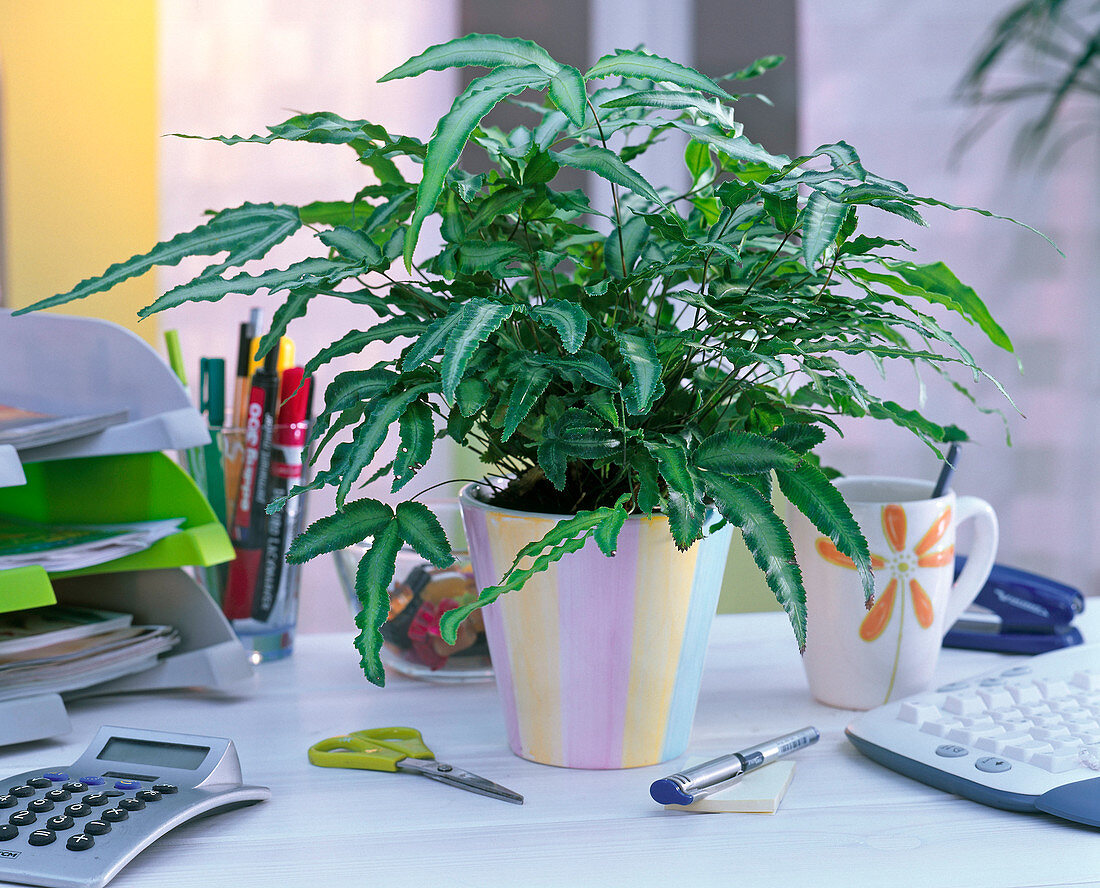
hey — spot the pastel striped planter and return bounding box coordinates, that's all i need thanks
[460,483,733,769]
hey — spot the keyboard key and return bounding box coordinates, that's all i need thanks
[944,694,985,716]
[898,701,940,724]
[1072,671,1100,691]
[1031,750,1083,773]
[1036,679,1072,699]
[1003,739,1054,763]
[920,720,959,738]
[1032,725,1072,741]
[1007,683,1042,705]
[978,688,1014,710]
[975,756,1012,773]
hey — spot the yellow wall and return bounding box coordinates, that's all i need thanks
[0,2,158,343]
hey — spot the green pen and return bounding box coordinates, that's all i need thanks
[164,329,205,488]
[199,357,229,605]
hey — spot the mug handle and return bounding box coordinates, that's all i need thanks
[943,496,999,632]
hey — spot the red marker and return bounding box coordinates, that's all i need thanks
[223,346,280,620]
[252,367,312,623]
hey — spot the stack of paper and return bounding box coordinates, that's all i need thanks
[0,404,129,450]
[0,605,178,701]
[0,517,184,572]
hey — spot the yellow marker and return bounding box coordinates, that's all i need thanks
[277,337,296,375]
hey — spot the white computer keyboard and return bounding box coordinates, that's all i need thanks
[846,643,1100,828]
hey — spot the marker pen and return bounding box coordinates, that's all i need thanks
[649,727,820,806]
[252,367,311,623]
[223,347,280,620]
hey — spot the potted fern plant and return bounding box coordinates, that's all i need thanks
[18,34,1033,768]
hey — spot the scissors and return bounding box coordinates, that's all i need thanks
[307,726,523,805]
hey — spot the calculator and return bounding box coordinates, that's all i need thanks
[0,726,271,888]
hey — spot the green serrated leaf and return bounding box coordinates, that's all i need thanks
[585,49,731,99]
[286,498,393,563]
[801,190,848,268]
[404,65,552,268]
[776,462,874,606]
[395,501,454,568]
[550,144,665,207]
[675,122,789,171]
[438,496,631,644]
[527,300,589,353]
[255,290,313,360]
[441,300,516,400]
[455,376,491,417]
[379,33,559,81]
[338,383,435,505]
[694,430,800,475]
[593,502,629,556]
[392,401,435,492]
[456,241,524,274]
[539,352,621,390]
[548,63,587,126]
[304,316,424,376]
[402,310,463,372]
[605,216,650,279]
[318,226,385,265]
[769,424,826,454]
[16,203,302,315]
[700,474,807,651]
[615,330,662,414]
[141,257,353,317]
[502,368,552,442]
[352,519,404,686]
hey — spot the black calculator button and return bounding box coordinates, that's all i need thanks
[101,808,128,823]
[27,829,55,846]
[82,793,109,806]
[8,811,35,827]
[27,778,53,789]
[45,815,74,831]
[119,798,145,812]
[62,782,88,793]
[65,803,92,818]
[103,790,124,798]
[45,789,71,802]
[136,790,162,802]
[83,820,111,836]
[8,786,34,798]
[66,834,94,852]
[152,783,178,794]
[27,799,54,813]
[0,795,16,809]
[0,824,17,841]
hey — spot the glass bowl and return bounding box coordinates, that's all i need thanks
[332,544,493,683]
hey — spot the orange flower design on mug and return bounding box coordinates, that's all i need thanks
[815,504,954,642]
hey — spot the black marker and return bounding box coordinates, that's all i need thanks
[932,442,961,498]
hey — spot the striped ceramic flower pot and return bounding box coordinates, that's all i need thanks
[460,483,733,769]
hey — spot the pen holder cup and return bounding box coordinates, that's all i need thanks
[216,424,311,664]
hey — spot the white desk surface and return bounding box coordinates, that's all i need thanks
[4,608,1098,888]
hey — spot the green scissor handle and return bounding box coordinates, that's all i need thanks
[307,726,436,773]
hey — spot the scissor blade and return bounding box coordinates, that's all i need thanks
[398,758,524,805]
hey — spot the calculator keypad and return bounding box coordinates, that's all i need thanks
[2,773,167,854]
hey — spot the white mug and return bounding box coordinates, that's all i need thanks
[788,476,998,710]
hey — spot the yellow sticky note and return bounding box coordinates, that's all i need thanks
[664,760,796,814]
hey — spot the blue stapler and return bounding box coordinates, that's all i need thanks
[944,558,1086,654]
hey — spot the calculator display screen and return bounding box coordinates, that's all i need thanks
[97,737,210,770]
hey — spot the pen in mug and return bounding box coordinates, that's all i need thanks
[649,726,820,806]
[252,367,311,624]
[223,346,280,620]
[931,442,961,498]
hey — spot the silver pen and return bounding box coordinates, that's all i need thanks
[650,726,820,806]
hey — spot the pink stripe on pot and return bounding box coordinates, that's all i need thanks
[556,520,639,768]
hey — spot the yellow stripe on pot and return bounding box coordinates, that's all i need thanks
[620,516,700,768]
[487,512,564,765]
